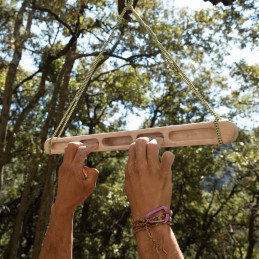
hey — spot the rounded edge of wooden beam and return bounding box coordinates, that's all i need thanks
[218,120,239,144]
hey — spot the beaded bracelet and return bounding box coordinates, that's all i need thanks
[131,206,173,257]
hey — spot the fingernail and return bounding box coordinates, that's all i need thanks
[70,141,84,145]
[78,145,87,149]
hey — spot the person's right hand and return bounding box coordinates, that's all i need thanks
[55,142,99,211]
[124,137,175,220]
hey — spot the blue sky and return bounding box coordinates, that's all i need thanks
[19,0,258,130]
[125,0,258,130]
[170,0,212,10]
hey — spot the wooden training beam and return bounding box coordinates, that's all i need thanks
[44,120,238,154]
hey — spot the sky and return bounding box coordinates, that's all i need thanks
[21,0,214,73]
[167,0,212,10]
[125,0,258,130]
[165,0,258,66]
[21,0,257,72]
[19,0,258,130]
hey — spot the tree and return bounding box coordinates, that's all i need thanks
[0,0,258,258]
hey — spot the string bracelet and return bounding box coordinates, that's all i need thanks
[131,206,173,257]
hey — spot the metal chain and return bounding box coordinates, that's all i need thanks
[146,225,168,258]
[49,0,223,153]
[130,7,223,144]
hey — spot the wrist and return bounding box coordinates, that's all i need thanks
[52,200,76,217]
[130,208,160,221]
[131,206,172,234]
[132,208,173,258]
[131,205,171,221]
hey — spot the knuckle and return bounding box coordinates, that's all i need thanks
[129,142,135,149]
[136,137,149,145]
[147,141,157,150]
[66,142,78,149]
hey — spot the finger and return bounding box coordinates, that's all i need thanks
[161,151,175,174]
[126,143,136,174]
[85,142,99,155]
[83,166,99,180]
[73,145,89,168]
[135,137,149,168]
[73,143,99,166]
[147,138,160,168]
[155,137,163,148]
[63,142,83,163]
[83,166,99,191]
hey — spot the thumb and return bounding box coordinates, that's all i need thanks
[161,151,175,173]
[83,166,99,184]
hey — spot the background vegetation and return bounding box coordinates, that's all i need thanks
[0,0,258,258]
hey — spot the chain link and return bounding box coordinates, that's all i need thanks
[49,0,223,153]
[130,8,223,144]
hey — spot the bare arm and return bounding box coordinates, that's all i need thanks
[125,137,184,259]
[39,142,99,259]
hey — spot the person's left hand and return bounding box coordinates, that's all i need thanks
[125,137,174,220]
[54,142,99,211]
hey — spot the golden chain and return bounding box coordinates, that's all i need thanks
[132,210,172,257]
[130,7,223,144]
[146,225,166,258]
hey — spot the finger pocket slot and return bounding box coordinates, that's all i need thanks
[102,136,133,147]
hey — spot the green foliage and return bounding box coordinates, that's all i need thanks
[0,0,258,258]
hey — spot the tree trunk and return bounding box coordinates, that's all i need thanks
[0,0,33,189]
[4,155,39,259]
[31,44,77,259]
[245,194,259,259]
[31,156,57,259]
[73,201,91,258]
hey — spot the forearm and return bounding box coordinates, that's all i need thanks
[39,203,75,259]
[135,225,184,259]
